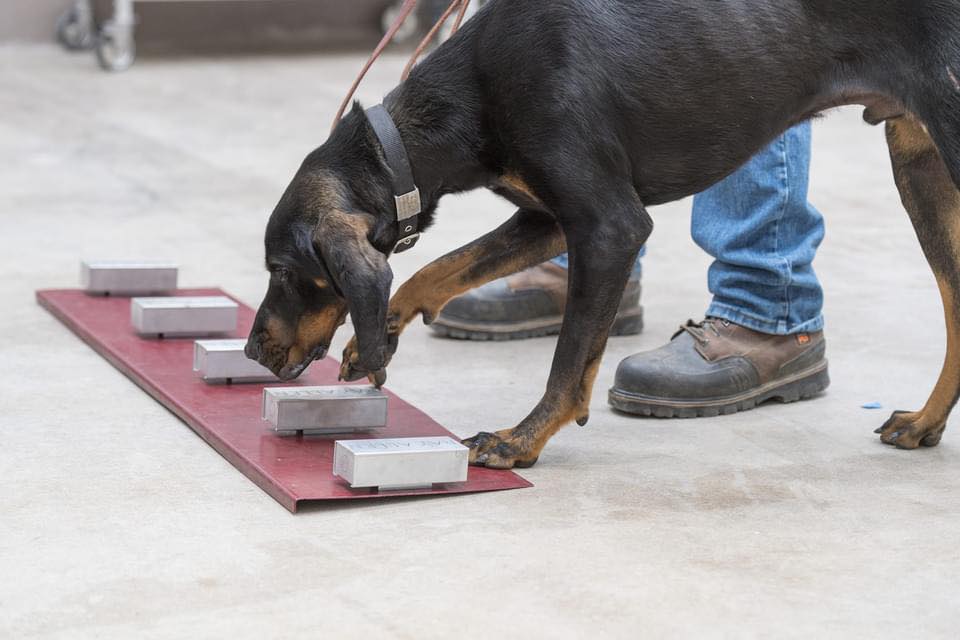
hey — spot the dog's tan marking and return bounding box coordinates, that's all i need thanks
[925,276,960,413]
[498,173,544,207]
[577,356,602,417]
[288,303,347,367]
[888,115,935,155]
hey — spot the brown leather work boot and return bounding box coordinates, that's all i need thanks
[431,261,644,340]
[608,318,829,417]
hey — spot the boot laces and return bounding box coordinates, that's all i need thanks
[675,318,724,345]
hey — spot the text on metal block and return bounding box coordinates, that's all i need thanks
[333,437,469,490]
[262,385,388,434]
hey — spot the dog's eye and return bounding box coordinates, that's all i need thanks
[271,267,293,282]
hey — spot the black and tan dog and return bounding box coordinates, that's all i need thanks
[244,0,960,469]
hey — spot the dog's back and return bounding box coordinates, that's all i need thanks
[463,0,960,202]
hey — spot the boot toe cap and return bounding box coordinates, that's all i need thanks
[612,336,759,400]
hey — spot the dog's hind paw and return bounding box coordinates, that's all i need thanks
[462,431,539,469]
[874,410,947,449]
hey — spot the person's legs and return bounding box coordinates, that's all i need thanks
[610,123,830,417]
[693,121,825,334]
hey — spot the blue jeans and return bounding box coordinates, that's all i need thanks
[551,122,824,336]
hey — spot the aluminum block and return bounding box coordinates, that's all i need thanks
[81,260,178,295]
[262,386,388,435]
[193,339,278,383]
[333,437,469,490]
[131,296,238,337]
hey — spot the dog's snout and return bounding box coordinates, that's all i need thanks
[244,338,262,361]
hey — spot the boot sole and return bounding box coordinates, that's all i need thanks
[608,360,830,418]
[431,307,644,341]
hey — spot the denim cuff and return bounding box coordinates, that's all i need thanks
[706,300,824,336]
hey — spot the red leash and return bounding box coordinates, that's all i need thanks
[331,0,472,132]
[401,0,471,81]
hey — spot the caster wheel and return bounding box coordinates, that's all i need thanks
[381,1,421,44]
[96,22,135,72]
[56,5,95,51]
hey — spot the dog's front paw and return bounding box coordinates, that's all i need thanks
[462,430,540,469]
[874,410,947,449]
[339,340,386,386]
[339,320,400,386]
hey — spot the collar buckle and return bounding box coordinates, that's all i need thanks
[394,233,421,253]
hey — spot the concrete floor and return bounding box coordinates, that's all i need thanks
[2,44,959,639]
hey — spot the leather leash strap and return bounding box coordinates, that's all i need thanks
[331,0,470,131]
[401,0,470,81]
[332,0,418,133]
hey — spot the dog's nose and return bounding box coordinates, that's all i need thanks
[244,338,262,361]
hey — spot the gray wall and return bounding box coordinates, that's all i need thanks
[1,1,392,49]
[2,0,73,42]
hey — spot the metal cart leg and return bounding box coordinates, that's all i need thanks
[57,0,95,51]
[96,0,136,72]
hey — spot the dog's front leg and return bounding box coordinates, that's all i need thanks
[465,206,651,468]
[340,208,565,382]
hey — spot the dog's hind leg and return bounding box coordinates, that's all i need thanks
[464,193,651,468]
[876,111,960,448]
[339,208,565,381]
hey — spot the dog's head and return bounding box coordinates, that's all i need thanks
[245,117,394,381]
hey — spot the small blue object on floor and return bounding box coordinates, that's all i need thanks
[861,402,883,410]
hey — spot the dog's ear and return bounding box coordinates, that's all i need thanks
[315,210,393,372]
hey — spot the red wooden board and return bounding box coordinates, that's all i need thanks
[37,288,531,512]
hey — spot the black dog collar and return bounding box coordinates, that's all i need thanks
[365,104,422,253]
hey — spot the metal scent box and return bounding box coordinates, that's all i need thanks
[131,296,238,337]
[81,260,178,295]
[333,437,469,491]
[193,339,278,384]
[262,386,388,435]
